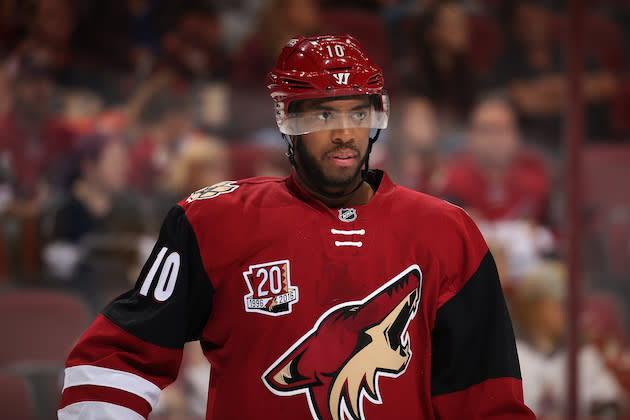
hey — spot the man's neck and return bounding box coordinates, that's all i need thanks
[294,171,374,208]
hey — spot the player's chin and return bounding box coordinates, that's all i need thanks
[323,165,358,181]
[322,167,362,188]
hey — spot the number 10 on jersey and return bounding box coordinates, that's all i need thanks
[139,247,181,301]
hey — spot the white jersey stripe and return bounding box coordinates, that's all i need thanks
[58,401,146,420]
[330,228,365,235]
[334,241,363,247]
[63,365,161,408]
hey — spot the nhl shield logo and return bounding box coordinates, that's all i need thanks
[338,208,357,223]
[243,260,299,316]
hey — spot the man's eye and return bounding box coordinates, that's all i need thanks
[352,111,368,121]
[317,111,333,121]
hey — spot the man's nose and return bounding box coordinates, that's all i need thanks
[331,126,354,144]
[331,114,355,143]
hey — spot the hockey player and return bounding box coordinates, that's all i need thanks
[59,35,535,420]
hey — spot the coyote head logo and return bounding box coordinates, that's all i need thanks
[262,265,422,420]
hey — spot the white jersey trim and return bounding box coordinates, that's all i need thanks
[58,401,146,420]
[331,228,365,235]
[63,365,161,408]
[334,241,363,247]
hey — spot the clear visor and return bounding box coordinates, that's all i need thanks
[276,94,389,136]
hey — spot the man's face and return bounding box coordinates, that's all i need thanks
[14,76,54,121]
[468,101,519,170]
[293,97,371,194]
[514,2,549,48]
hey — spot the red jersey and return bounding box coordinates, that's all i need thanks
[440,151,550,223]
[59,170,535,420]
[127,136,170,194]
[0,113,75,197]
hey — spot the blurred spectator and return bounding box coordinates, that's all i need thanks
[0,0,32,58]
[479,218,555,288]
[439,97,555,284]
[234,0,324,86]
[72,1,132,68]
[386,96,445,195]
[158,6,229,82]
[12,0,74,81]
[163,132,230,198]
[581,292,630,397]
[230,0,327,136]
[70,1,159,101]
[492,0,617,149]
[153,341,211,419]
[320,0,393,10]
[128,83,193,194]
[0,57,10,118]
[60,89,105,134]
[252,145,291,178]
[229,142,291,180]
[398,1,476,126]
[440,96,551,224]
[146,131,231,229]
[0,55,75,218]
[210,0,264,53]
[43,133,143,312]
[512,260,625,419]
[139,5,232,132]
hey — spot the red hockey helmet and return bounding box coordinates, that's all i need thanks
[267,34,389,136]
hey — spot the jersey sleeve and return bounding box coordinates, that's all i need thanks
[58,205,214,420]
[429,208,536,419]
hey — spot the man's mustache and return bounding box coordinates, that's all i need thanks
[324,145,361,157]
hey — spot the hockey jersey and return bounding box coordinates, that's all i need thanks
[59,170,535,420]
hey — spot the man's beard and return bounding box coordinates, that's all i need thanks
[294,137,368,193]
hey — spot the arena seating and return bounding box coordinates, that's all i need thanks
[582,144,630,280]
[467,13,502,75]
[550,12,625,73]
[0,372,34,420]
[0,290,89,365]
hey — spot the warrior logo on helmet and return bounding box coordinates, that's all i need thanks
[263,265,422,420]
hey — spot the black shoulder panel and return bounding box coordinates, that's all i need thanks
[430,251,521,396]
[103,205,214,349]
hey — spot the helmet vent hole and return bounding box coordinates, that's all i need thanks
[367,74,381,85]
[282,78,314,89]
[283,78,309,85]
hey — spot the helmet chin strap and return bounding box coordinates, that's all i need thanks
[364,128,381,173]
[282,129,381,200]
[282,134,298,168]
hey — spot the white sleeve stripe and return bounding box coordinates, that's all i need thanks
[63,365,161,408]
[58,401,146,420]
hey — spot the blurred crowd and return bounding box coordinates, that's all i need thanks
[0,0,629,419]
